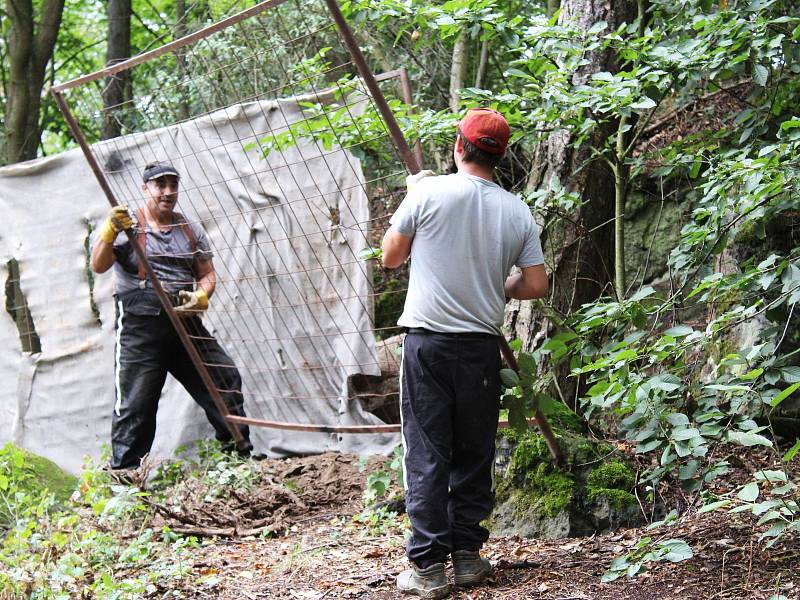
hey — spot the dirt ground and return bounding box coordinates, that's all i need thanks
[135,451,799,599]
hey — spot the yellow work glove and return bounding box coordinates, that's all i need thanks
[174,289,209,316]
[98,205,133,243]
[405,169,436,192]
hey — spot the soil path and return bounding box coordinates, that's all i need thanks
[144,452,798,599]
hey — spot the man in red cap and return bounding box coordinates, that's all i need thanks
[382,108,548,598]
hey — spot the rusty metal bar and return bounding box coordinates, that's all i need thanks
[52,0,290,92]
[228,414,521,434]
[498,336,565,466]
[324,0,421,175]
[51,90,246,448]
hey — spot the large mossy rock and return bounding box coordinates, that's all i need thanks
[490,407,644,539]
[0,443,78,531]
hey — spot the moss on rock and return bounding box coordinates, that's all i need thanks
[586,461,637,509]
[493,428,642,537]
[0,443,77,507]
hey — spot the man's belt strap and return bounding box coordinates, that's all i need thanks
[135,207,198,282]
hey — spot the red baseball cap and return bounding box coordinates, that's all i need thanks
[458,108,510,155]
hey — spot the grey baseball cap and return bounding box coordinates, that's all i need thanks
[142,162,180,182]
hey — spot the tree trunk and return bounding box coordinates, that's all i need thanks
[102,0,132,140]
[449,30,469,113]
[505,0,636,407]
[474,38,489,88]
[5,0,66,163]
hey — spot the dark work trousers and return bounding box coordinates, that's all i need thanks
[111,305,251,469]
[400,330,502,568]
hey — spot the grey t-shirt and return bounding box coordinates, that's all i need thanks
[92,217,212,298]
[389,172,544,335]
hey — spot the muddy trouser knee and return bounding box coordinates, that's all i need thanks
[169,316,251,448]
[400,331,501,568]
[111,308,170,469]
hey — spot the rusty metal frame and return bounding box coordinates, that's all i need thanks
[51,1,425,437]
[52,0,290,93]
[52,0,560,446]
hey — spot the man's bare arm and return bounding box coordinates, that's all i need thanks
[381,227,413,269]
[90,240,116,273]
[504,264,548,300]
[194,257,216,298]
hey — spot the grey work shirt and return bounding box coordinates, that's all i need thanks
[92,217,212,316]
[390,172,544,335]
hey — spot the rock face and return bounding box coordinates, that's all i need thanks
[489,409,645,539]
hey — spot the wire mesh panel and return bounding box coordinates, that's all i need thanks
[53,0,419,452]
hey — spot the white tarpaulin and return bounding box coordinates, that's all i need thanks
[0,95,399,473]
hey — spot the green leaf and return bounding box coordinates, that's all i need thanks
[740,368,763,381]
[630,286,656,302]
[753,63,769,86]
[728,431,773,447]
[770,382,800,408]
[737,482,759,502]
[671,427,701,441]
[659,539,693,562]
[588,20,608,34]
[667,413,689,426]
[663,325,693,337]
[782,439,800,463]
[518,352,536,375]
[754,470,787,483]
[780,366,800,383]
[698,499,731,513]
[636,439,663,453]
[780,119,800,131]
[500,368,520,389]
[631,97,656,111]
[679,460,699,480]
[357,247,382,261]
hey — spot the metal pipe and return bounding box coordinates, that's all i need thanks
[52,90,246,448]
[324,0,421,175]
[227,414,522,434]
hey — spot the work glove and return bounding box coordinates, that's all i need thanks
[98,205,133,244]
[174,289,209,316]
[405,169,436,192]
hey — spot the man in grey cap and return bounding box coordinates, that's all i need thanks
[91,161,252,470]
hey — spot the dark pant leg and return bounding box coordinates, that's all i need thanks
[167,316,251,446]
[111,307,169,469]
[448,336,501,552]
[401,333,457,568]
